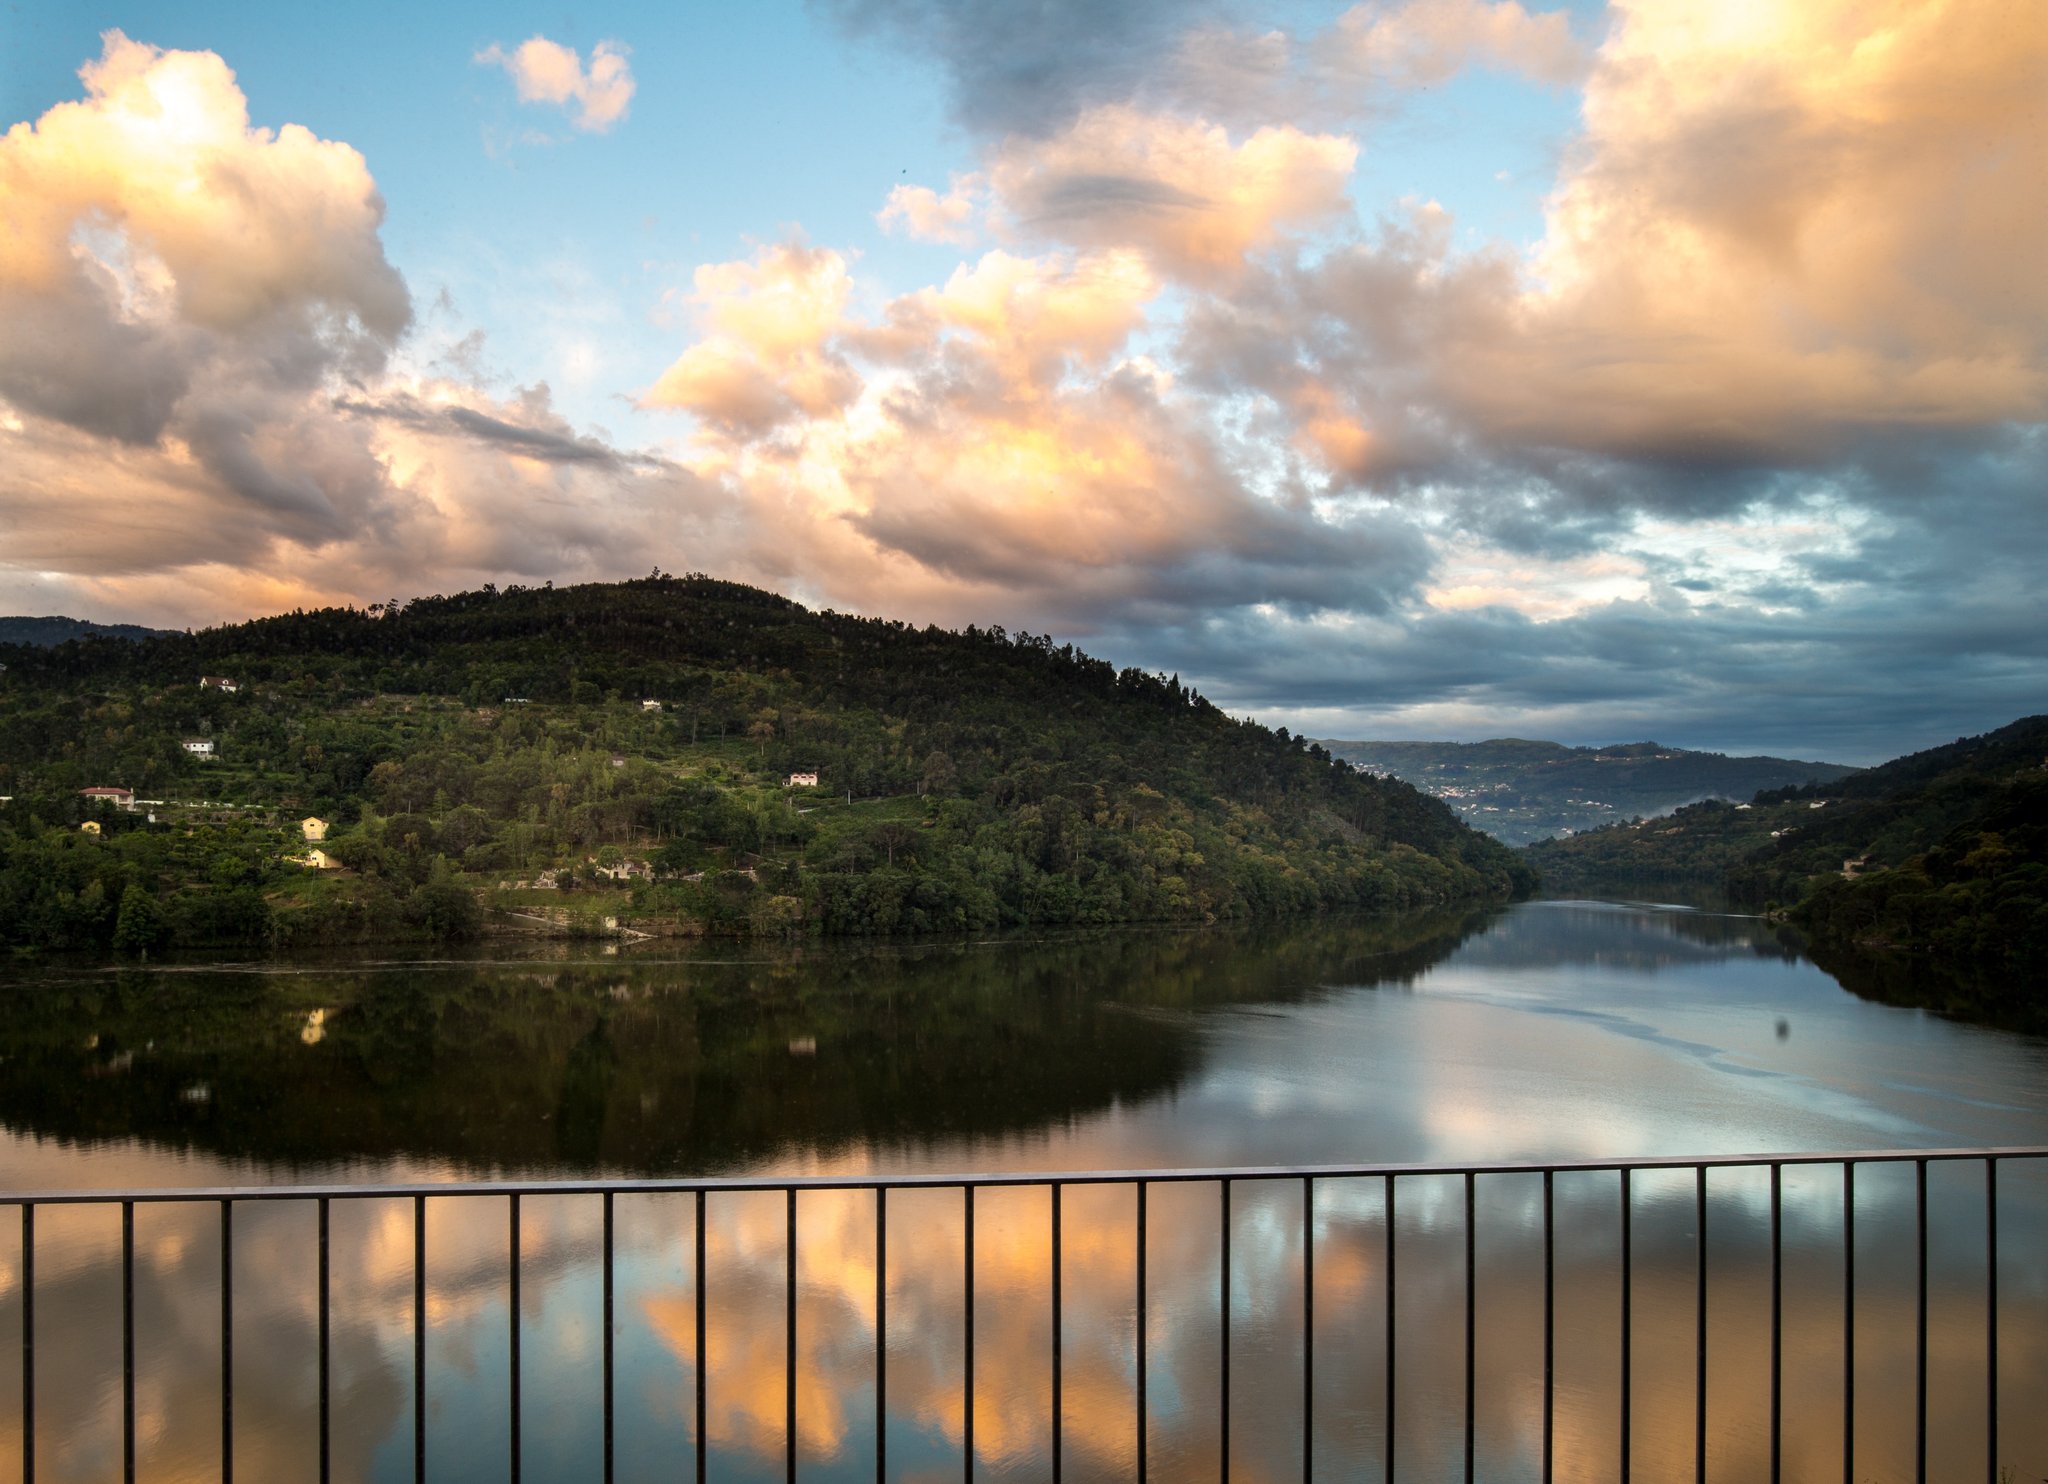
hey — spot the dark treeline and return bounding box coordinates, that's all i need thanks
[0,576,1531,953]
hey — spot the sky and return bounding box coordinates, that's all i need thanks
[0,0,2042,765]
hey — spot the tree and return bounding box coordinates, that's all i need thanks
[113,884,170,957]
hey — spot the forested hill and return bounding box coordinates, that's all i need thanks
[0,615,165,647]
[0,576,1531,954]
[1316,737,1857,846]
[1523,716,2048,1016]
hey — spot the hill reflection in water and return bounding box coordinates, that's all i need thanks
[0,910,1481,1178]
[2,903,2045,1482]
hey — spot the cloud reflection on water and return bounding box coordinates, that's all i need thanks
[2,904,2046,1479]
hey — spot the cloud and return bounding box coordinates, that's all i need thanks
[0,30,409,553]
[823,0,1241,136]
[639,235,1427,630]
[640,239,862,436]
[982,106,1357,279]
[826,0,1587,136]
[1333,0,1589,88]
[0,35,742,627]
[878,177,983,245]
[476,36,635,133]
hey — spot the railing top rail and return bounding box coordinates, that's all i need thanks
[4,1146,2045,1205]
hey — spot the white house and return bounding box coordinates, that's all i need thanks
[79,786,135,808]
[182,738,215,757]
[199,676,238,693]
[787,771,820,788]
[641,699,663,713]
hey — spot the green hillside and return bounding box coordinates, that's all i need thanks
[1523,717,2048,1014]
[0,576,1531,955]
[1317,737,1857,845]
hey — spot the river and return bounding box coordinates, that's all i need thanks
[2,901,2044,1481]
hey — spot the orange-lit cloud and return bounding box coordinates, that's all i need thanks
[1397,0,2048,465]
[982,105,1357,279]
[476,36,636,133]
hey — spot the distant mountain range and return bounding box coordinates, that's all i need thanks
[1314,737,1859,846]
[0,615,165,647]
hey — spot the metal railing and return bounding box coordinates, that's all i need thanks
[7,1145,2046,1483]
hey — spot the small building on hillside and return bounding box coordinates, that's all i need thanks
[182,738,216,757]
[79,821,101,835]
[787,771,820,788]
[301,817,329,842]
[610,754,628,768]
[641,699,663,713]
[200,676,238,693]
[80,786,135,808]
[298,848,341,870]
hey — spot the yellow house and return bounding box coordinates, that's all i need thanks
[300,848,340,870]
[301,817,329,842]
[79,820,101,835]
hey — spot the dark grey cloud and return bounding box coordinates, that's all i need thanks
[818,0,1241,135]
[335,393,677,470]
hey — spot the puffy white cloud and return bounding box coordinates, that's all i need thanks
[476,36,635,133]
[877,176,984,245]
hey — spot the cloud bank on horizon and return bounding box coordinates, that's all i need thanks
[0,2,2042,762]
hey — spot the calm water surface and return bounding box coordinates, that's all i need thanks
[2,901,2044,1481]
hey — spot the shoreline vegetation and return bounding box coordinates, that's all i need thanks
[0,576,1532,958]
[1523,715,2048,1020]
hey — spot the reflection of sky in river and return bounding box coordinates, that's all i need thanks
[834,901,2048,1180]
[4,903,2046,1482]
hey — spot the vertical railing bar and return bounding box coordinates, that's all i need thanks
[1843,1162,1855,1484]
[320,1195,332,1484]
[123,1199,135,1484]
[875,1187,887,1484]
[603,1191,615,1484]
[1985,1157,1998,1484]
[1137,1180,1148,1484]
[509,1193,521,1484]
[1385,1174,1396,1484]
[1543,1168,1554,1484]
[220,1200,231,1484]
[1464,1171,1475,1484]
[787,1188,798,1484]
[696,1188,708,1484]
[1916,1158,1927,1484]
[1219,1177,1230,1484]
[964,1185,974,1484]
[414,1194,426,1484]
[1770,1163,1782,1484]
[1052,1181,1064,1484]
[1695,1166,1707,1484]
[1303,1175,1314,1484]
[21,1202,32,1484]
[1620,1168,1632,1484]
